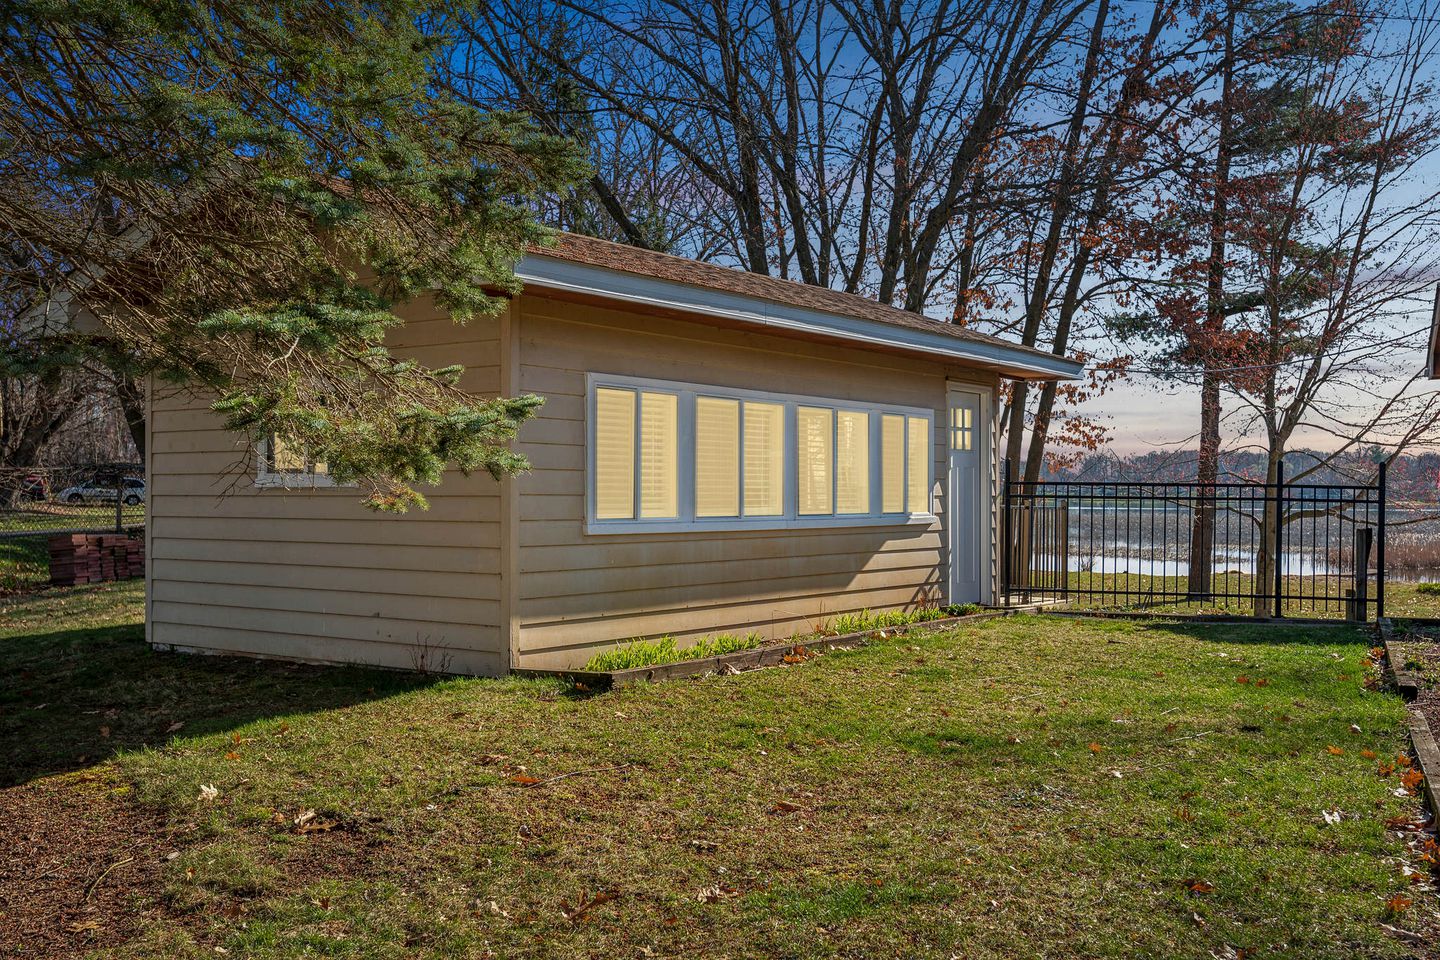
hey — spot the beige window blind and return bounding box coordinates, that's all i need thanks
[594,387,636,519]
[639,391,678,518]
[881,413,905,513]
[836,410,870,514]
[796,406,833,515]
[743,401,784,516]
[695,396,740,517]
[907,416,930,514]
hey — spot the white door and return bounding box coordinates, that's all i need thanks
[947,386,986,604]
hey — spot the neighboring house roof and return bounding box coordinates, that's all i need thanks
[1429,282,1440,380]
[517,233,1084,381]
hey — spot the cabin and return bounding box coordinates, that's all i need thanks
[145,234,1083,673]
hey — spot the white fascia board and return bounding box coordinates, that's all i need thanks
[515,253,1085,381]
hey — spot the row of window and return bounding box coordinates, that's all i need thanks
[591,378,932,528]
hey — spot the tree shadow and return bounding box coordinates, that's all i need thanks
[1125,616,1373,647]
[1,620,442,788]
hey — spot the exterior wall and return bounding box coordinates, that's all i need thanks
[510,293,998,670]
[146,297,508,675]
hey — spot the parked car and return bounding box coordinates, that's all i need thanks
[18,473,47,501]
[57,477,146,506]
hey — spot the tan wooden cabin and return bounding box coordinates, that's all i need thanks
[145,234,1083,673]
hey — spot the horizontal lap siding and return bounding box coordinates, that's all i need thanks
[512,294,983,670]
[147,298,507,675]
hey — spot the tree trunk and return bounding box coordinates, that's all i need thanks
[115,373,146,461]
[1188,2,1236,599]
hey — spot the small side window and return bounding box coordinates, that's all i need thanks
[257,434,337,488]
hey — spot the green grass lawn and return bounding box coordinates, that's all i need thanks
[1,583,1434,958]
[1013,571,1440,621]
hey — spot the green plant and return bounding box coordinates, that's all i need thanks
[830,607,949,636]
[942,603,983,617]
[583,632,765,672]
[1415,583,1440,596]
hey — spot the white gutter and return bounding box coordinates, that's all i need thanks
[515,254,1084,381]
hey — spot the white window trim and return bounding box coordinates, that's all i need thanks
[585,373,936,535]
[254,435,348,489]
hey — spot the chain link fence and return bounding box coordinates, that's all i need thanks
[0,465,146,540]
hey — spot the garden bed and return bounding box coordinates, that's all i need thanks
[1383,620,1440,817]
[519,607,1003,688]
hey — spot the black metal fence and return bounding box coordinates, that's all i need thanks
[1002,461,1386,620]
[0,466,146,540]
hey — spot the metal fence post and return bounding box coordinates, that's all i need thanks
[113,471,123,534]
[1001,458,1012,607]
[1272,461,1285,619]
[1377,460,1387,621]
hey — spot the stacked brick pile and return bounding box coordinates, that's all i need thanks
[49,534,145,586]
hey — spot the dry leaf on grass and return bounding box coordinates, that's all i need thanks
[559,889,619,923]
[1326,745,1344,756]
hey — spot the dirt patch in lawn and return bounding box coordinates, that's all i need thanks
[0,768,173,959]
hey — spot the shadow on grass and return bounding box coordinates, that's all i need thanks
[1123,616,1373,647]
[1,618,440,788]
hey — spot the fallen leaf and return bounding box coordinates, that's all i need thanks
[1186,879,1215,894]
[1326,745,1344,756]
[224,751,241,761]
[770,800,802,814]
[166,721,185,734]
[197,783,219,802]
[99,725,110,739]
[1361,749,1377,760]
[1386,892,1413,914]
[1322,810,1342,826]
[509,774,543,786]
[559,889,619,922]
[1402,769,1425,794]
[1235,675,1250,685]
[1087,742,1104,754]
[1254,678,1270,688]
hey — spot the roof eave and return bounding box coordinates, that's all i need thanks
[515,253,1084,382]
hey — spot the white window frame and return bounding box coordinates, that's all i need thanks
[585,373,935,535]
[254,435,346,489]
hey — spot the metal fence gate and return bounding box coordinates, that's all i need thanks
[1001,461,1386,620]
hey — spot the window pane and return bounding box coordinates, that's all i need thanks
[881,414,905,513]
[908,416,931,514]
[836,410,870,514]
[639,391,678,518]
[695,396,740,517]
[743,402,784,516]
[796,406,833,515]
[270,435,307,472]
[594,388,636,519]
